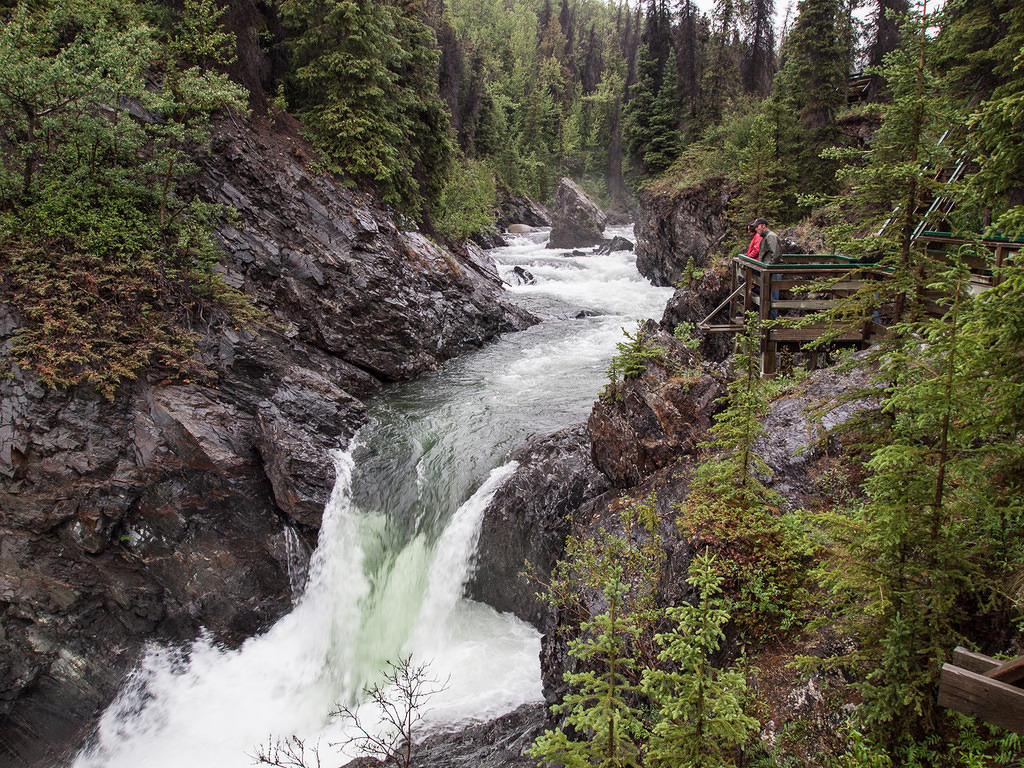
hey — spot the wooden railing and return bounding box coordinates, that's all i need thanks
[701,238,1019,375]
[700,254,884,376]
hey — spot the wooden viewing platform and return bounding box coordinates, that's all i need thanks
[699,254,886,376]
[700,235,1019,376]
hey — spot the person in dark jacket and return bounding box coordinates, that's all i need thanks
[755,218,779,264]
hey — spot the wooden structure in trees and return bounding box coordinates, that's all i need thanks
[698,254,886,376]
[938,646,1024,734]
[699,234,1020,376]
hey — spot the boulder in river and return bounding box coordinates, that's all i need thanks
[468,425,611,631]
[547,177,607,249]
[508,265,537,285]
[595,235,635,254]
[496,192,551,229]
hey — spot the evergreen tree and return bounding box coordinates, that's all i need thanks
[741,0,775,97]
[821,256,1024,751]
[642,551,758,768]
[677,315,814,640]
[816,0,953,326]
[957,0,1024,236]
[697,0,744,128]
[280,0,454,218]
[0,0,252,396]
[528,570,649,768]
[729,112,785,223]
[769,0,850,198]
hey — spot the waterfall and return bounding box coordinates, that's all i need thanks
[71,225,672,767]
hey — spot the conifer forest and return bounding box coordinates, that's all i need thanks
[1,0,1023,766]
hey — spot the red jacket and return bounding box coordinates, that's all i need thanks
[746,233,762,260]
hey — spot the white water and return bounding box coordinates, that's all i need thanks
[72,225,673,767]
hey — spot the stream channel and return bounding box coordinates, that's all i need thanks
[71,225,674,768]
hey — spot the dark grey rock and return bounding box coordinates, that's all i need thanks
[595,235,635,254]
[588,323,726,488]
[509,266,536,286]
[634,179,735,286]
[547,178,607,249]
[496,192,551,229]
[467,425,611,631]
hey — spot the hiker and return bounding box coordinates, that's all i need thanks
[745,221,762,260]
[755,218,781,317]
[754,218,779,264]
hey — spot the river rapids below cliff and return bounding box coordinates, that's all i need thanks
[71,225,673,768]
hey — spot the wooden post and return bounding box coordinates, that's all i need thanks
[760,267,776,377]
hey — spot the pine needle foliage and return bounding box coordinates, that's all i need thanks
[678,314,816,641]
[0,0,256,399]
[641,551,758,768]
[817,254,1024,752]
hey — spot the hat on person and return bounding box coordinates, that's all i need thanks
[754,218,769,227]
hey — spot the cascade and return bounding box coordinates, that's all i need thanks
[71,225,672,767]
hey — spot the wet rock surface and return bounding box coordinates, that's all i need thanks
[595,235,635,254]
[468,426,611,631]
[0,115,536,767]
[633,179,735,286]
[547,177,607,249]
[660,266,736,362]
[588,323,727,488]
[408,703,548,768]
[755,352,878,503]
[496,191,552,230]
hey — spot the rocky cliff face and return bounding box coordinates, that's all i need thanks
[466,426,611,631]
[633,178,735,287]
[588,322,727,488]
[0,116,534,767]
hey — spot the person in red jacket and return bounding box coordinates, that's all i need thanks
[745,221,762,260]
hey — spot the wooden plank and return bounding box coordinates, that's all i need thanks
[771,300,839,310]
[938,664,1024,734]
[704,325,743,333]
[953,647,1001,675]
[769,329,864,342]
[987,657,1024,686]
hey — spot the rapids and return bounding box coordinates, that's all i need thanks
[71,225,673,767]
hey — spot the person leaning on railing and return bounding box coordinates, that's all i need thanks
[754,219,779,264]
[755,219,781,318]
[745,221,762,260]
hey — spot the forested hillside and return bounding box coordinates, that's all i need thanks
[2,0,1023,766]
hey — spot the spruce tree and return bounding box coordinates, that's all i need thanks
[528,571,649,768]
[769,0,849,198]
[815,0,953,329]
[819,257,1024,749]
[677,315,814,640]
[957,0,1024,236]
[642,551,758,768]
[280,0,454,219]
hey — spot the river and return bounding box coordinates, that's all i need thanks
[71,225,673,768]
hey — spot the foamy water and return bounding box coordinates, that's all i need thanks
[71,225,672,767]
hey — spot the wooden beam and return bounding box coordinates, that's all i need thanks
[952,647,1001,675]
[771,299,840,310]
[988,657,1024,686]
[938,664,1024,734]
[769,329,865,342]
